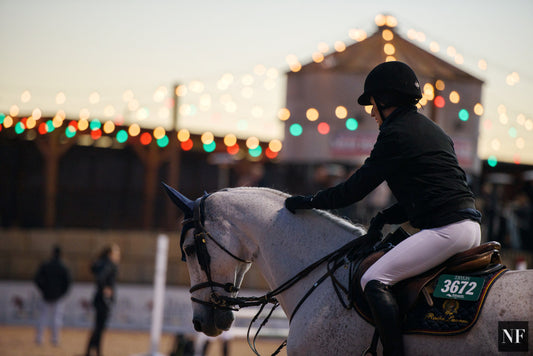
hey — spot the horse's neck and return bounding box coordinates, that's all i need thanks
[255,213,355,282]
[260,214,358,316]
[226,190,362,316]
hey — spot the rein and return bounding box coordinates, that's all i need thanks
[182,194,374,355]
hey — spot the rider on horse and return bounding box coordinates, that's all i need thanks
[285,61,482,356]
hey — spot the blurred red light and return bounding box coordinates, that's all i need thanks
[227,143,239,155]
[317,122,330,135]
[38,123,47,135]
[434,96,445,108]
[140,132,152,145]
[265,147,278,159]
[91,129,102,140]
[181,139,193,151]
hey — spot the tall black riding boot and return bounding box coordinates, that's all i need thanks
[364,280,404,356]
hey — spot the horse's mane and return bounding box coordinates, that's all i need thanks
[216,187,366,236]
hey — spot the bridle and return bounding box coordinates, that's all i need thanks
[179,193,285,355]
[180,193,252,311]
[180,193,375,312]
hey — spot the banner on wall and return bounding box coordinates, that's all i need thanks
[0,282,194,333]
[0,282,288,337]
[329,132,475,170]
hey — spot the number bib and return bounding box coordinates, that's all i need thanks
[433,274,485,301]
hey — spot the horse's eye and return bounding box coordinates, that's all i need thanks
[184,245,196,257]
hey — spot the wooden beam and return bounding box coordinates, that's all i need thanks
[34,129,76,228]
[130,137,178,230]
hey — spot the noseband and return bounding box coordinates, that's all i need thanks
[180,193,251,310]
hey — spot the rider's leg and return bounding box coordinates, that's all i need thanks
[361,219,480,355]
[361,219,480,289]
[364,280,404,356]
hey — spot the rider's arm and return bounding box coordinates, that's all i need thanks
[310,130,399,210]
[380,203,408,224]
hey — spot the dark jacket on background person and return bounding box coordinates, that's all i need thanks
[91,257,118,307]
[34,254,72,302]
[310,105,480,229]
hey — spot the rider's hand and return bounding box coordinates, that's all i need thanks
[285,195,314,214]
[367,212,386,244]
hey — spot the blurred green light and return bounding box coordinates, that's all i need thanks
[116,130,128,143]
[46,120,55,133]
[0,113,5,124]
[346,118,358,131]
[65,126,76,138]
[15,122,25,134]
[90,119,101,130]
[289,123,303,136]
[249,145,262,157]
[203,141,216,152]
[157,135,169,148]
[508,127,517,138]
[487,155,498,167]
[458,109,469,121]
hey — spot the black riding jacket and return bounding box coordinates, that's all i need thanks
[310,105,479,229]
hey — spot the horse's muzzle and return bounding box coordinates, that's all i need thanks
[192,317,203,332]
[214,309,235,330]
[192,309,234,336]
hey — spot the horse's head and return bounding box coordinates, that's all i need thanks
[163,183,252,336]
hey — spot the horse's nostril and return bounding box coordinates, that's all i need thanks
[192,318,202,332]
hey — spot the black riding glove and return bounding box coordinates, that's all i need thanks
[285,195,314,214]
[367,212,387,244]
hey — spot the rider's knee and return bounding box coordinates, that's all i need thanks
[361,272,375,291]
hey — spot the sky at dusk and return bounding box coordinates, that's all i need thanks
[1,0,532,164]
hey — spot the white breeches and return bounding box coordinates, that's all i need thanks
[361,219,481,290]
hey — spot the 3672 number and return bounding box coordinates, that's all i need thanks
[434,274,485,301]
[440,279,477,295]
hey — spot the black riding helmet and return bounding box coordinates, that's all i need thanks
[358,61,422,107]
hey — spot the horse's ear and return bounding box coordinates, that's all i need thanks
[161,182,194,217]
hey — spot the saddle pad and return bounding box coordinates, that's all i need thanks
[353,266,507,335]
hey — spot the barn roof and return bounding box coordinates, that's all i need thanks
[296,24,484,84]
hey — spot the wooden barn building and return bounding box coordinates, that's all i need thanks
[280,19,484,177]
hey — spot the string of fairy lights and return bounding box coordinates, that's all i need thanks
[0,14,531,165]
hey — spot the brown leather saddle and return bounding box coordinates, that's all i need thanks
[353,240,503,313]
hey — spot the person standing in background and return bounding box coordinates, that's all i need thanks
[34,245,72,346]
[85,243,120,356]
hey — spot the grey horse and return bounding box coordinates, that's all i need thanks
[165,185,532,355]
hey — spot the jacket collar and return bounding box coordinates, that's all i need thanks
[380,105,417,131]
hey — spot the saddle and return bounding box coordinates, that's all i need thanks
[352,230,503,315]
[347,229,507,347]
